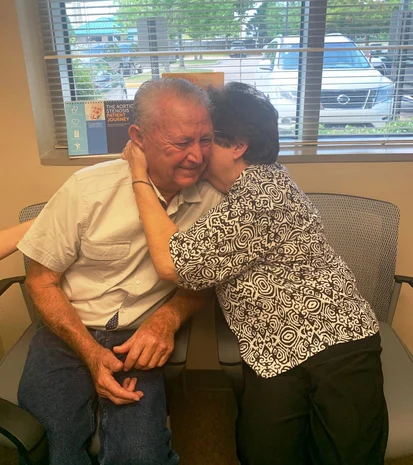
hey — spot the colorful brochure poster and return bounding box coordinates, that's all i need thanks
[104,101,135,154]
[65,100,134,157]
[65,102,88,156]
[85,101,108,155]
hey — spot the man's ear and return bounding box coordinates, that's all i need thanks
[128,124,144,149]
[233,141,248,160]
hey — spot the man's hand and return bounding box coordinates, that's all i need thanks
[113,314,176,371]
[87,347,144,405]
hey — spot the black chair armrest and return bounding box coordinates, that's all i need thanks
[0,398,48,464]
[164,319,192,392]
[215,299,244,405]
[0,277,25,296]
[395,275,413,288]
[167,319,191,366]
[215,300,242,366]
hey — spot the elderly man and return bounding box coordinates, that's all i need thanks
[17,78,222,465]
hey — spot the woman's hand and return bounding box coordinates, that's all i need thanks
[121,140,148,180]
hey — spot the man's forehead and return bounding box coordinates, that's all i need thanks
[154,99,212,134]
[160,94,208,116]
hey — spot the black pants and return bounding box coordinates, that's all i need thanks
[236,333,388,465]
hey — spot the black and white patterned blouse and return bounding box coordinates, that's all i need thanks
[169,164,379,378]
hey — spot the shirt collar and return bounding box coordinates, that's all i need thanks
[150,179,203,215]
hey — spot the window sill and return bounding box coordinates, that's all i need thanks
[40,145,413,167]
[40,148,120,166]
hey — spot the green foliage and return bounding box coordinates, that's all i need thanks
[247,1,302,43]
[71,59,103,100]
[104,42,121,61]
[319,118,413,136]
[326,0,400,41]
[114,0,254,40]
[248,0,400,45]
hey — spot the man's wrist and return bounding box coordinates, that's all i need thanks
[153,306,182,333]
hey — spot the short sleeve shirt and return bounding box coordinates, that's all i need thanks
[18,159,222,329]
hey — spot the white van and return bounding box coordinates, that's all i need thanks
[255,34,394,132]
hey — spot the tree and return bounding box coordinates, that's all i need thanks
[247,1,301,43]
[326,0,400,41]
[114,0,254,66]
[247,0,400,45]
[246,2,270,44]
[71,59,103,100]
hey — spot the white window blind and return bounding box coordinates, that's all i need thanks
[37,0,413,153]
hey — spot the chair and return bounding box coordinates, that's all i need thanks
[0,203,191,464]
[215,193,413,459]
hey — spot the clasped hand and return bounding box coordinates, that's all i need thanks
[88,316,175,405]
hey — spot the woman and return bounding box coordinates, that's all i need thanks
[122,82,388,465]
[0,219,34,260]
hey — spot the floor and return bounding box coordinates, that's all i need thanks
[1,387,412,465]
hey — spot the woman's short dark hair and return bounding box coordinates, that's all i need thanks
[207,82,279,164]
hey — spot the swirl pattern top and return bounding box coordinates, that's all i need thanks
[169,163,378,378]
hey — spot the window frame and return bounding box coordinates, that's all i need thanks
[15,0,413,166]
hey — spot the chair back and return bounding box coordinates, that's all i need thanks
[16,203,47,322]
[306,193,399,323]
[19,203,46,273]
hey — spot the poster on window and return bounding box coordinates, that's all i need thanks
[65,100,134,157]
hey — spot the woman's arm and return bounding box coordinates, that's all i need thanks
[0,219,34,260]
[123,143,276,291]
[122,142,179,282]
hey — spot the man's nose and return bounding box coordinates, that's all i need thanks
[186,143,204,165]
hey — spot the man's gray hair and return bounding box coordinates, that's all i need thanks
[133,78,210,129]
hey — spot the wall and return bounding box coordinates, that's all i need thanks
[0,0,78,356]
[1,0,413,366]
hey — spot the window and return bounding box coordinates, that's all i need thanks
[36,0,413,161]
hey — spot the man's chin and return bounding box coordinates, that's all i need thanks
[176,172,201,188]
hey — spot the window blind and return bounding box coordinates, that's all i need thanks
[37,0,413,152]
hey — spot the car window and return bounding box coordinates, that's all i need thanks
[323,43,370,69]
[278,42,371,70]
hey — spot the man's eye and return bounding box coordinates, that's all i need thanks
[175,142,190,149]
[200,138,212,147]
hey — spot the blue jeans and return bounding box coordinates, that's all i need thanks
[18,324,179,465]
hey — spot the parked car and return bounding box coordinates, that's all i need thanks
[117,43,143,75]
[256,34,394,132]
[73,58,127,98]
[230,40,247,58]
[77,42,142,76]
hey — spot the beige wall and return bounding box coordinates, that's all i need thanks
[0,0,78,356]
[1,0,413,366]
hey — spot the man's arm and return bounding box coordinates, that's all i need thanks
[0,220,34,261]
[114,287,214,371]
[26,260,143,404]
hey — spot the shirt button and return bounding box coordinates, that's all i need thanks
[135,280,140,285]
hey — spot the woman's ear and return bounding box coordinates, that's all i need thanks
[233,141,248,160]
[128,124,144,149]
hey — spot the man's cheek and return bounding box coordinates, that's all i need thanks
[202,148,213,162]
